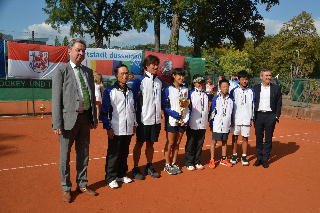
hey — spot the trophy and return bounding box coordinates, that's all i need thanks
[177,93,190,124]
[39,104,46,119]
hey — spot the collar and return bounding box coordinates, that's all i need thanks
[114,81,128,93]
[70,61,81,69]
[145,71,157,80]
[261,83,270,88]
[219,93,229,99]
[195,87,203,92]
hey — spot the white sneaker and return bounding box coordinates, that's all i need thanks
[116,176,133,183]
[186,165,195,171]
[195,164,205,170]
[108,180,119,189]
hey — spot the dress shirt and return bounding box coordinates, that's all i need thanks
[258,84,272,112]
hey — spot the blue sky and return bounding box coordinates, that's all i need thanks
[0,0,319,46]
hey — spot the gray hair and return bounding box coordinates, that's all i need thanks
[68,38,87,49]
[260,69,272,75]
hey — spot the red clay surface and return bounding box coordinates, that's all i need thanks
[0,116,319,213]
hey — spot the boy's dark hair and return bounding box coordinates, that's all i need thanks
[237,70,249,79]
[142,55,160,69]
[172,68,186,76]
[219,79,230,87]
[114,64,128,76]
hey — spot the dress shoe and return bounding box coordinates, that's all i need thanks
[77,187,98,196]
[62,191,71,203]
[253,159,262,167]
[262,161,269,168]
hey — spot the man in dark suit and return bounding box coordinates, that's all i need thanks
[52,38,98,203]
[253,69,282,168]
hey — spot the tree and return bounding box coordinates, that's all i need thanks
[271,11,319,78]
[54,36,61,46]
[126,0,163,52]
[183,0,279,57]
[218,46,252,77]
[163,0,190,54]
[244,36,276,76]
[62,36,69,46]
[43,0,131,48]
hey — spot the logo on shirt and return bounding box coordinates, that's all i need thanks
[29,51,49,73]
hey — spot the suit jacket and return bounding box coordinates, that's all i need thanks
[253,83,282,119]
[52,63,97,130]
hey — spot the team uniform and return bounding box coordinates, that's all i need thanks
[209,94,234,140]
[101,82,136,185]
[229,86,255,137]
[162,84,190,132]
[131,71,162,142]
[185,88,209,168]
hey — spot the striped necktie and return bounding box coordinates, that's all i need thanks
[76,66,90,110]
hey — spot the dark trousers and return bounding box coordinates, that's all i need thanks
[254,112,277,161]
[59,113,90,192]
[185,128,206,166]
[105,135,132,183]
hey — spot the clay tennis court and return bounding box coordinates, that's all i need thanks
[0,115,319,212]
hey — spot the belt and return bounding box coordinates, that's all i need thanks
[77,109,90,114]
[258,110,272,113]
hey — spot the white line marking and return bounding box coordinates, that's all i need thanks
[0,130,313,173]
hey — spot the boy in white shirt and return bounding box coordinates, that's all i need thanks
[185,75,208,171]
[209,79,233,168]
[229,70,255,166]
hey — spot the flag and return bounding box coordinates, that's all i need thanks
[7,41,68,79]
[82,48,143,75]
[0,40,5,78]
[144,51,186,83]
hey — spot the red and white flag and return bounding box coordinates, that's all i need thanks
[8,41,68,79]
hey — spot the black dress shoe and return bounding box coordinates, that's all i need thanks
[253,159,262,167]
[262,161,269,168]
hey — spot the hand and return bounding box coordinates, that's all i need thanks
[180,121,185,126]
[53,129,62,135]
[107,129,114,139]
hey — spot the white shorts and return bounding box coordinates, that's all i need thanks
[231,125,251,137]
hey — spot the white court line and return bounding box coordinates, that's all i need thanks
[0,132,314,173]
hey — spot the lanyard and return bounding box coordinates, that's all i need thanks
[221,96,228,116]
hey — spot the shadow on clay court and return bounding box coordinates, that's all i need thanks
[0,134,25,157]
[245,141,300,164]
[87,140,300,194]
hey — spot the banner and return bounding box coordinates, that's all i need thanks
[7,41,68,79]
[144,51,186,83]
[0,79,52,89]
[82,48,143,75]
[0,40,5,78]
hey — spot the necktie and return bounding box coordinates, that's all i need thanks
[76,66,90,110]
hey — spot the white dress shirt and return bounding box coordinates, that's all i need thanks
[258,84,272,112]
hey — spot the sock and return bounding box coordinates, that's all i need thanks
[233,153,237,156]
[242,154,247,157]
[221,156,226,160]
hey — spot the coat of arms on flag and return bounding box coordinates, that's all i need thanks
[29,51,49,73]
